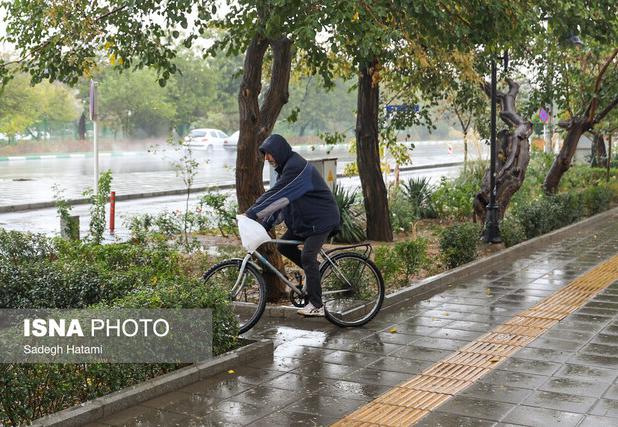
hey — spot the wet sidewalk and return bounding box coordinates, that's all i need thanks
[90,212,618,427]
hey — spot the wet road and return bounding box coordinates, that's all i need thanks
[0,140,484,207]
[0,165,462,237]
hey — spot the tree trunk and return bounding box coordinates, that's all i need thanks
[356,60,393,241]
[591,132,608,168]
[236,35,293,301]
[474,78,532,223]
[543,117,591,193]
[463,131,468,171]
[77,113,86,141]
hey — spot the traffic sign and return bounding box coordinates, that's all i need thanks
[539,108,549,123]
[386,104,420,114]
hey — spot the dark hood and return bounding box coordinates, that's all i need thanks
[259,134,293,168]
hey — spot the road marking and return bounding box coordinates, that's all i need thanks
[333,254,618,427]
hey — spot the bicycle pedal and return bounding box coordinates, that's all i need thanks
[293,271,304,286]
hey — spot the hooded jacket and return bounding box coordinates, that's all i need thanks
[245,134,341,238]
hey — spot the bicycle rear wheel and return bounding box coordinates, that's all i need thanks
[203,259,267,334]
[320,252,384,327]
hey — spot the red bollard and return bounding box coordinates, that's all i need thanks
[110,191,116,234]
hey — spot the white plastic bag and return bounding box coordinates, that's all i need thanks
[237,215,271,253]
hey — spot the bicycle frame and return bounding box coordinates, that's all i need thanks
[230,239,357,299]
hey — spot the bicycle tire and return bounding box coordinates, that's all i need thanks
[319,252,385,327]
[203,259,267,334]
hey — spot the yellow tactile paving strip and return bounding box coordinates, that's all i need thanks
[332,254,618,427]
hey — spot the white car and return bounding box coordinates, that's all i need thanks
[185,128,229,149]
[223,130,239,148]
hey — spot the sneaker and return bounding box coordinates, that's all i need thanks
[297,302,324,317]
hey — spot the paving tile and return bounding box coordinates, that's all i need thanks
[461,313,513,325]
[567,353,618,369]
[212,400,274,425]
[543,329,596,342]
[513,346,573,363]
[479,369,549,389]
[321,349,383,367]
[259,372,331,393]
[497,357,561,376]
[341,367,411,387]
[568,314,612,325]
[576,307,617,317]
[580,343,618,357]
[247,410,329,426]
[414,411,495,427]
[420,309,471,321]
[273,343,334,360]
[391,344,452,362]
[141,391,220,416]
[284,393,368,419]
[591,333,618,346]
[100,405,194,427]
[220,366,287,386]
[365,355,433,374]
[459,382,532,404]
[603,383,618,400]
[289,360,360,380]
[589,398,618,417]
[317,379,391,400]
[501,405,584,427]
[434,396,515,421]
[553,363,618,383]
[225,385,305,411]
[538,377,611,398]
[522,390,597,413]
[445,320,493,333]
[345,340,404,356]
[526,337,583,352]
[245,356,306,372]
[371,331,423,345]
[429,328,485,341]
[578,415,618,427]
[407,336,469,351]
[558,320,607,333]
[382,322,443,336]
[179,377,254,400]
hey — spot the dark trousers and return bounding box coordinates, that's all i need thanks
[277,229,331,308]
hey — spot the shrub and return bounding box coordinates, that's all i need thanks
[199,191,238,237]
[0,231,240,426]
[0,363,178,425]
[388,189,418,233]
[500,215,526,247]
[513,193,585,240]
[394,239,428,280]
[582,185,612,215]
[431,177,476,219]
[440,222,481,268]
[401,177,436,218]
[374,238,428,287]
[110,277,239,356]
[333,185,366,243]
[374,245,400,285]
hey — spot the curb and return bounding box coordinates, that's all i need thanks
[256,206,618,321]
[30,338,273,427]
[0,140,463,162]
[0,152,141,162]
[0,162,464,214]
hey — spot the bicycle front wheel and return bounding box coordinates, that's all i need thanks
[203,259,267,334]
[320,252,384,327]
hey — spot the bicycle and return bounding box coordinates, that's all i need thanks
[202,223,385,334]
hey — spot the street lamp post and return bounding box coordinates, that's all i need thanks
[483,52,508,244]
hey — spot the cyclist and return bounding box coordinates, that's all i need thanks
[244,134,340,317]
